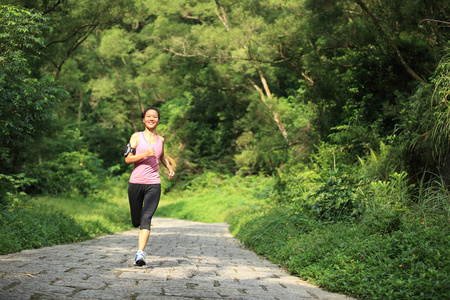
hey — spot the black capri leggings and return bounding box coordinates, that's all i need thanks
[128,183,161,230]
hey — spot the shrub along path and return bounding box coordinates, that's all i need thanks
[0,217,354,299]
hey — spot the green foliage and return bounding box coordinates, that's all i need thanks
[409,175,450,225]
[274,164,318,206]
[26,151,105,196]
[157,171,273,223]
[0,5,62,173]
[0,173,37,206]
[357,141,403,181]
[0,5,45,62]
[305,167,360,221]
[4,0,444,184]
[309,141,348,171]
[276,147,414,231]
[356,171,412,234]
[228,206,449,300]
[302,0,448,142]
[0,200,89,254]
[400,55,450,178]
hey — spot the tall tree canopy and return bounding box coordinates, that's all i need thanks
[1,0,449,184]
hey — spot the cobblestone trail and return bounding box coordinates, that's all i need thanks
[0,218,354,299]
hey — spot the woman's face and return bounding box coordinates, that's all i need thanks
[143,109,159,129]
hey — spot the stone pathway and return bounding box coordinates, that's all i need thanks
[0,218,354,299]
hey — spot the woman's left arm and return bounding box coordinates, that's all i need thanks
[160,137,175,180]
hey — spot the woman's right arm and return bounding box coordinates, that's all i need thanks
[125,133,155,164]
[125,133,141,164]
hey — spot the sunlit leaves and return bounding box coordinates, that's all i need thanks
[98,27,135,60]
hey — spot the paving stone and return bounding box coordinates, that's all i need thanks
[0,217,354,300]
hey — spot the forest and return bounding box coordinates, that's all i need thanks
[1,1,449,299]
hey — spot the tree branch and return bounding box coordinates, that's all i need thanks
[418,19,450,27]
[248,72,289,144]
[213,0,231,31]
[54,24,98,80]
[128,89,144,112]
[258,66,272,98]
[43,22,107,49]
[87,42,108,77]
[181,13,204,24]
[354,0,426,83]
[279,45,314,84]
[43,0,62,15]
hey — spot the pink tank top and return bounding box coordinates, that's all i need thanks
[129,132,162,184]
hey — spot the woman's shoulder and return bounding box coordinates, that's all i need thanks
[158,134,165,143]
[129,132,141,145]
[131,132,141,139]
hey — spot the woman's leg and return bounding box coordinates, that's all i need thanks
[138,184,161,251]
[138,229,150,251]
[128,183,144,228]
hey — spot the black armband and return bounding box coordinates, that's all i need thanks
[124,143,136,157]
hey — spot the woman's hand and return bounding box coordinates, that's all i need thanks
[168,170,175,180]
[145,147,155,157]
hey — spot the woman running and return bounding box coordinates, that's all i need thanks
[124,107,175,266]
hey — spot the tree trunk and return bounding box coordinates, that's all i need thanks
[248,68,289,144]
[129,102,138,132]
[128,89,144,112]
[78,97,83,128]
[258,67,289,143]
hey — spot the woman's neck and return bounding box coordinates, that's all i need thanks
[144,128,156,135]
[143,129,157,142]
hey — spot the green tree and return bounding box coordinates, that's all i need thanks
[300,0,449,153]
[0,5,61,173]
[0,5,63,202]
[127,0,314,173]
[0,1,140,172]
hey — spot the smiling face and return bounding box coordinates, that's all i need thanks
[142,109,159,130]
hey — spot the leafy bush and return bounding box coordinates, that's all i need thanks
[276,164,362,221]
[0,179,132,255]
[310,141,349,170]
[305,166,360,221]
[273,163,318,205]
[328,124,381,164]
[228,206,450,300]
[0,5,62,175]
[409,175,450,225]
[355,171,412,234]
[0,173,37,206]
[357,142,403,181]
[26,151,105,196]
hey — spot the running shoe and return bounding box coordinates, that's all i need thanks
[134,250,146,266]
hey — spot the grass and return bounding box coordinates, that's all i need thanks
[156,184,264,223]
[0,180,132,255]
[156,171,271,223]
[156,190,253,223]
[34,192,131,233]
[227,206,449,300]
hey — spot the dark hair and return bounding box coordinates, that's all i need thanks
[141,107,160,119]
